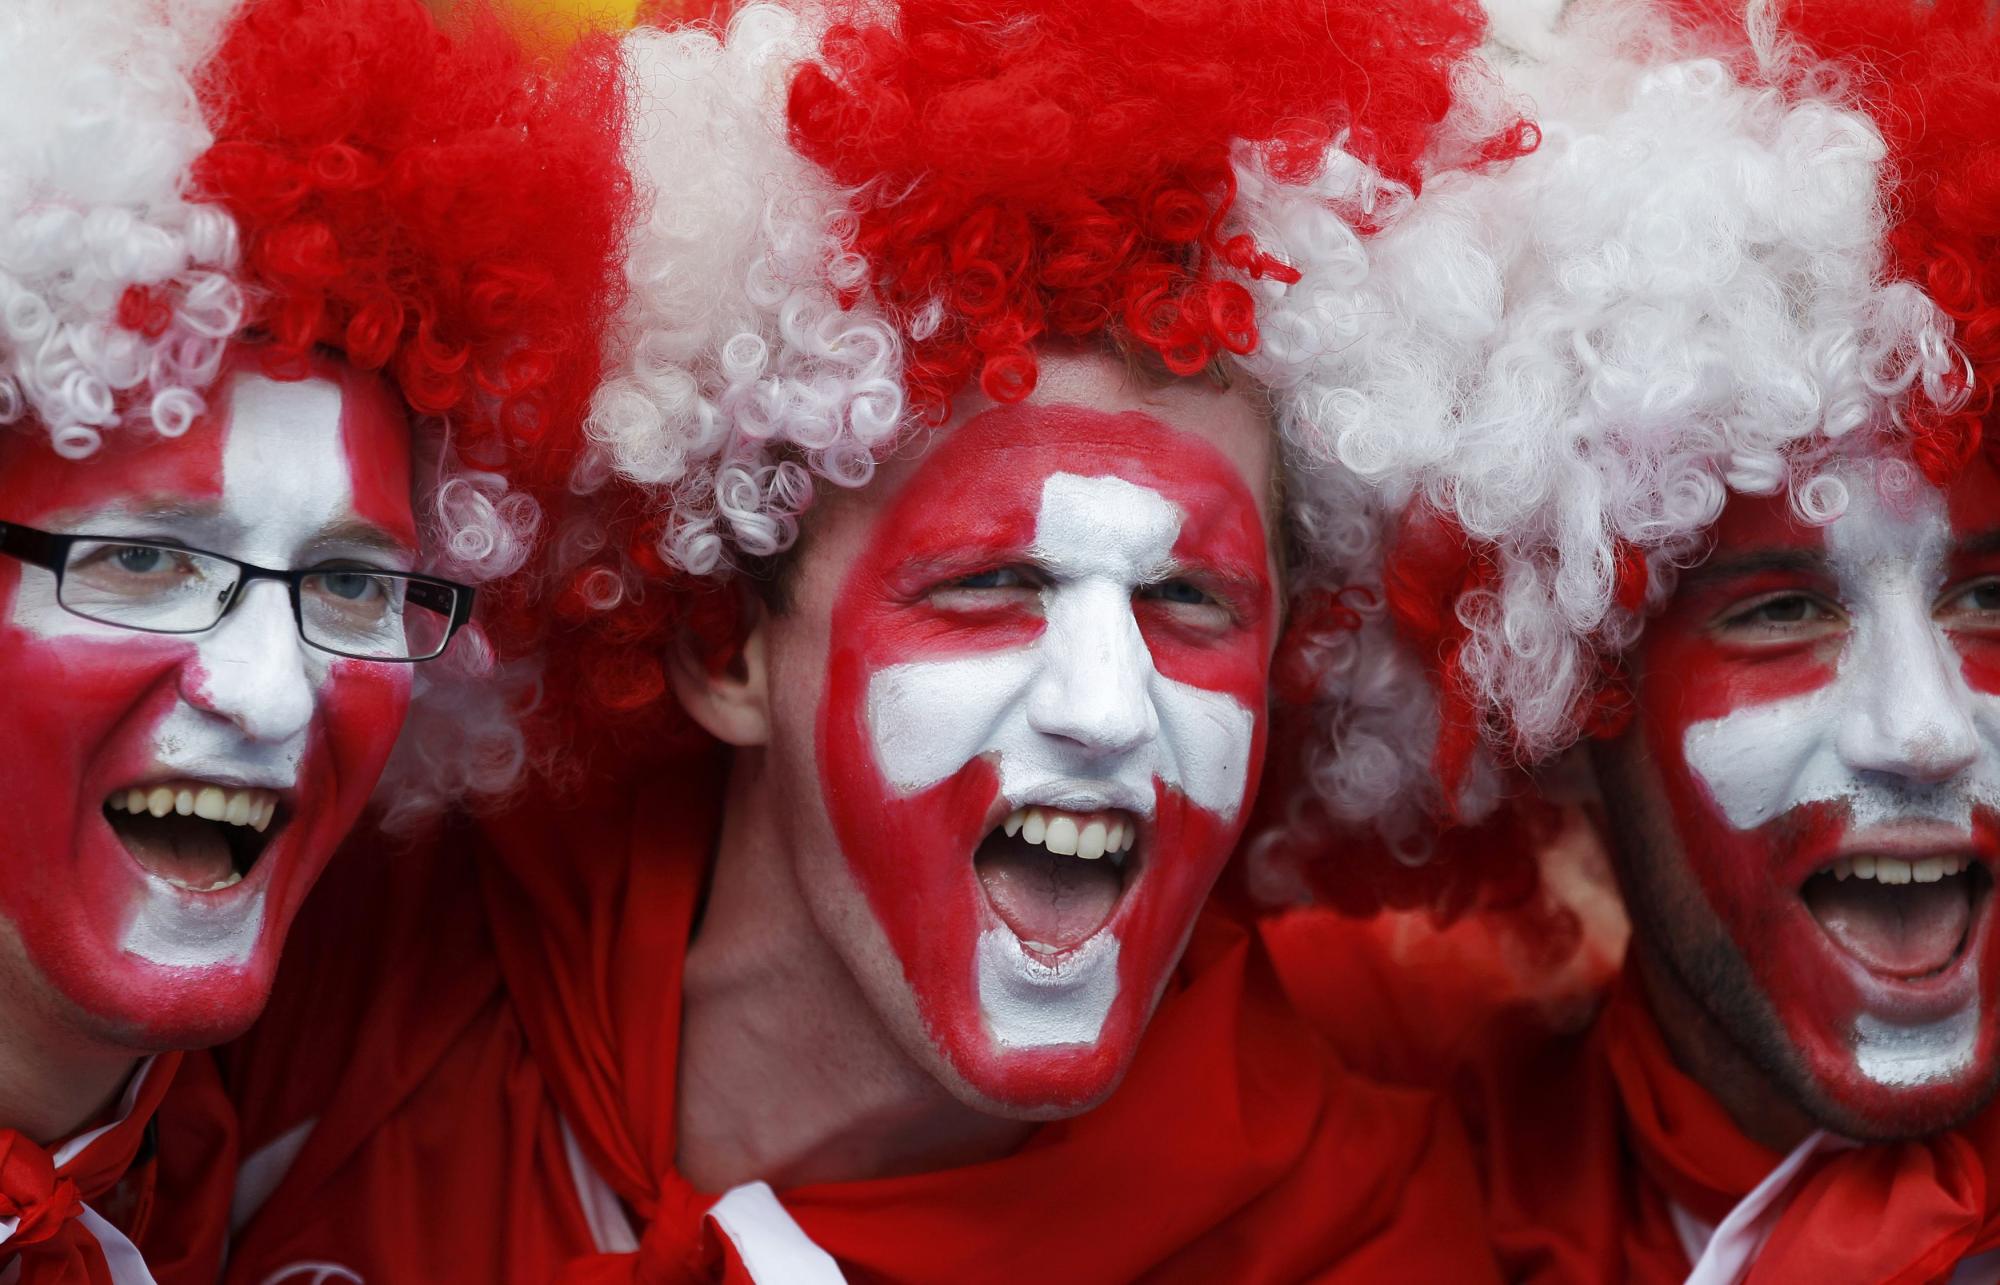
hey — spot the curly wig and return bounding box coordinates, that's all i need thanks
[786,0,1526,421]
[541,0,1533,848]
[194,0,634,821]
[2,0,631,822]
[0,0,242,458]
[1269,0,1997,902]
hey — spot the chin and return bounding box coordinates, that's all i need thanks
[101,964,277,1051]
[926,1028,1139,1120]
[1790,1019,2000,1142]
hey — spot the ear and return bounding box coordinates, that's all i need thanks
[666,596,772,748]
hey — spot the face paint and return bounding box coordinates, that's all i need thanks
[1629,456,2000,1128]
[817,404,1274,1108]
[0,354,416,1048]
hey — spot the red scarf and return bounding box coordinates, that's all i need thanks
[1267,906,2000,1284]
[1600,973,2000,1284]
[0,1055,178,1285]
[224,749,1503,1284]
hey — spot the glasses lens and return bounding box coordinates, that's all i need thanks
[60,541,240,632]
[300,571,457,660]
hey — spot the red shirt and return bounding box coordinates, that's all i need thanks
[1270,906,2000,1284]
[221,752,1503,1284]
[0,1052,232,1285]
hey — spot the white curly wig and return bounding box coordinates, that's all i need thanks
[0,0,243,457]
[1280,0,1965,854]
[561,0,1539,893]
[577,4,903,581]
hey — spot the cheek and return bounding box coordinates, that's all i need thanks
[318,659,412,773]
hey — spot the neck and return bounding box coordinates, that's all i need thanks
[0,928,139,1145]
[675,754,1033,1193]
[1631,933,1816,1154]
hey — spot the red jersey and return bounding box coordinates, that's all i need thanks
[220,753,1503,1284]
[1272,907,2000,1284]
[0,1052,232,1285]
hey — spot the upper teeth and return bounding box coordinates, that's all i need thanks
[1001,806,1134,861]
[1829,855,1972,885]
[107,783,278,833]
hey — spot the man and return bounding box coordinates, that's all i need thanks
[0,0,626,1278]
[1268,0,2000,1278]
[220,0,1532,1279]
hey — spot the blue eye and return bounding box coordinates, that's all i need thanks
[319,571,382,602]
[1140,579,1211,606]
[953,568,1030,590]
[114,545,166,574]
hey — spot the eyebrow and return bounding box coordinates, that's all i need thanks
[305,520,418,561]
[46,498,223,531]
[1956,529,2000,560]
[1677,547,1827,589]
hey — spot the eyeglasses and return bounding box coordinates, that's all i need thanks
[0,520,475,663]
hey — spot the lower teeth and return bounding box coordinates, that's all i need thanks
[165,871,244,893]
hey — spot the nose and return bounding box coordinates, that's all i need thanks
[1026,580,1161,756]
[178,580,317,744]
[1836,601,1980,786]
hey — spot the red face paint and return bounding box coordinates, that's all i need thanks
[816,404,1275,1108]
[0,352,416,1048]
[1627,456,2000,1130]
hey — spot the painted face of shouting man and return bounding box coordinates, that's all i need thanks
[677,347,1281,1117]
[0,353,461,1061]
[1594,449,2000,1140]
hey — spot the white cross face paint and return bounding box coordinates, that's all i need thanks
[868,473,1257,821]
[0,355,419,1046]
[817,403,1276,1109]
[1625,455,2000,1130]
[1683,478,2000,835]
[869,473,1255,1050]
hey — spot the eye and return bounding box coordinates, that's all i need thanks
[1138,578,1213,607]
[1712,591,1842,642]
[953,567,1032,591]
[1135,576,1235,634]
[317,570,384,603]
[1940,576,2000,629]
[70,541,202,583]
[115,545,167,574]
[926,564,1044,614]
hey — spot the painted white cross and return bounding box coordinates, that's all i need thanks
[1683,477,2000,834]
[863,472,1257,821]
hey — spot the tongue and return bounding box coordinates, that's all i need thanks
[110,813,236,890]
[1804,873,1972,978]
[975,837,1122,951]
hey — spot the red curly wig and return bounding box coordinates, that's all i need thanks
[787,0,1518,420]
[193,0,631,494]
[1771,0,2000,487]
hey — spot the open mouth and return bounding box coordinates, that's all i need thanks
[103,782,284,893]
[974,805,1138,956]
[1802,854,1992,982]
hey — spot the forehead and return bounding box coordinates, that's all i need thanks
[867,353,1273,531]
[0,357,415,547]
[1704,454,2000,566]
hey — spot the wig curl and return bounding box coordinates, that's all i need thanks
[787,0,1526,421]
[1273,0,1984,892]
[544,0,1534,845]
[192,0,633,821]
[196,0,631,502]
[0,0,242,459]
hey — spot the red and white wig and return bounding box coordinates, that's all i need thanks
[537,0,1532,812]
[1272,0,2000,888]
[0,0,632,824]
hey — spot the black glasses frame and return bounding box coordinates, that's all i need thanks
[0,519,475,663]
